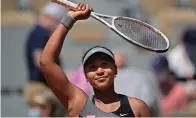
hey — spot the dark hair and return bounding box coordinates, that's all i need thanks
[82,46,114,64]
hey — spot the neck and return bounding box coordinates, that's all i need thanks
[93,84,119,104]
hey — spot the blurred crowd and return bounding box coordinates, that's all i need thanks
[151,28,196,116]
[2,0,196,117]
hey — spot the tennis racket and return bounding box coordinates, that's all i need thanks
[52,0,170,53]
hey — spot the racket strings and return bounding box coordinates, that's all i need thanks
[114,18,168,50]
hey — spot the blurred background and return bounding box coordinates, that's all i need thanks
[1,0,196,117]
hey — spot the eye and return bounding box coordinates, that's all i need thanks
[101,62,109,68]
[88,64,97,71]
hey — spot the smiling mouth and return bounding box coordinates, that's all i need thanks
[95,76,107,80]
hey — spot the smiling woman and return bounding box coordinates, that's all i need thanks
[40,3,151,117]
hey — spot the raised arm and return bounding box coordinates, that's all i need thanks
[40,3,91,111]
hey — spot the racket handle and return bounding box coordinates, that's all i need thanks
[51,0,77,10]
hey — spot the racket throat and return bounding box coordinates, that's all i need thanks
[90,12,113,29]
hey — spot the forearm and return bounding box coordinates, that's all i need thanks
[39,21,77,101]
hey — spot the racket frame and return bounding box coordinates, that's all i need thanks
[52,0,170,53]
[91,13,169,53]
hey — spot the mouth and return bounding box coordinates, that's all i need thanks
[95,76,108,80]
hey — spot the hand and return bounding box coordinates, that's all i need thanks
[67,3,92,21]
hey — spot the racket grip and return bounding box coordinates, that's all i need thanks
[51,0,78,10]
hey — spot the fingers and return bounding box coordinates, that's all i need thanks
[77,3,92,12]
[85,4,93,11]
[82,4,86,11]
[67,3,92,20]
[77,3,85,11]
[84,4,91,14]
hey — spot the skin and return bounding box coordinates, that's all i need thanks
[40,3,151,117]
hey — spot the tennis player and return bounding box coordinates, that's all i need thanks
[40,3,151,117]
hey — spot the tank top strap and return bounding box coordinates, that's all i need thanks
[113,94,135,117]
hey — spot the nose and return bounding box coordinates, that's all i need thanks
[96,67,104,76]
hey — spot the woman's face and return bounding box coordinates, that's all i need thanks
[84,55,117,90]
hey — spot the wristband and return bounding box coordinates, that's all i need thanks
[60,15,76,29]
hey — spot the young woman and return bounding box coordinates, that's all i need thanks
[40,3,151,117]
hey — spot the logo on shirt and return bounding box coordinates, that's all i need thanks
[120,113,129,116]
[86,114,96,118]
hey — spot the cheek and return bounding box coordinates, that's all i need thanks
[86,72,95,81]
[107,69,116,78]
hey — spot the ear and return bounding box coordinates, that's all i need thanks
[85,74,89,82]
[114,64,118,76]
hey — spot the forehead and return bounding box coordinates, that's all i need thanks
[84,53,115,66]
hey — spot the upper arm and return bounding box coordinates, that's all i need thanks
[128,98,151,117]
[138,100,151,117]
[40,62,87,109]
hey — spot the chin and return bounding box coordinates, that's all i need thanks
[94,82,112,90]
[95,85,108,90]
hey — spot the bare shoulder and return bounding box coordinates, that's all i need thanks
[128,97,151,117]
[128,97,148,107]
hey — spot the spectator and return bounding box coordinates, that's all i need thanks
[163,27,196,116]
[152,55,189,116]
[24,81,48,105]
[167,28,196,81]
[24,82,66,117]
[169,99,196,117]
[25,2,66,85]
